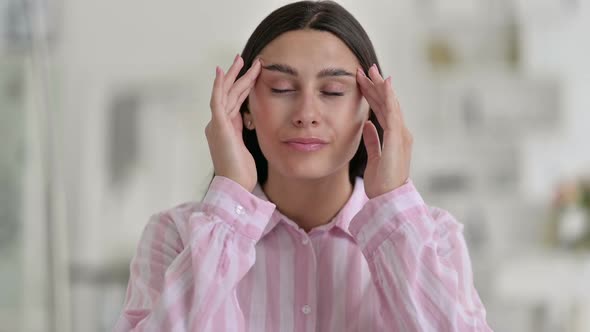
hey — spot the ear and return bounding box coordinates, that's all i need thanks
[243,112,255,130]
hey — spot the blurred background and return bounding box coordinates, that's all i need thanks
[1,0,589,331]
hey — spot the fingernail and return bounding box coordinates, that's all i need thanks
[235,54,240,62]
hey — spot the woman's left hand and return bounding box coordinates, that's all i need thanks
[356,64,413,199]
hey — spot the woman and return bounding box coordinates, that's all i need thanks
[114,1,492,331]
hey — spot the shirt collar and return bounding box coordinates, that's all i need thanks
[252,177,369,238]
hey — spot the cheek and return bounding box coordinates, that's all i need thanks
[249,84,274,123]
[359,96,370,119]
[331,97,369,152]
[336,94,369,129]
[248,85,284,147]
[248,82,264,114]
[250,82,286,113]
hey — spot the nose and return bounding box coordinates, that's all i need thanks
[291,90,320,128]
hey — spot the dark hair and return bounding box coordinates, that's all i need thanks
[238,0,384,185]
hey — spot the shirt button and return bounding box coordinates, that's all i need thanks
[301,304,311,315]
[301,237,309,245]
[235,205,245,215]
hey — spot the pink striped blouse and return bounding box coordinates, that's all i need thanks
[114,176,492,331]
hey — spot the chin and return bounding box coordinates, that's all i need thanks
[283,168,332,181]
[261,142,356,181]
[270,155,348,182]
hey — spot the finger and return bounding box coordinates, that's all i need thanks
[238,58,261,87]
[378,76,404,130]
[362,120,381,160]
[356,68,382,107]
[357,68,388,117]
[381,76,398,115]
[227,59,261,110]
[228,80,254,117]
[357,69,388,126]
[385,77,405,123]
[369,75,402,131]
[223,54,245,95]
[210,66,225,115]
[368,64,385,85]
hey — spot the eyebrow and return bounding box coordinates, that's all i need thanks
[261,63,354,78]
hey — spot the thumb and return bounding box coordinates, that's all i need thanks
[362,121,381,161]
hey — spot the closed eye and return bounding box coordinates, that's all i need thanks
[322,91,344,97]
[271,88,294,94]
[271,88,344,97]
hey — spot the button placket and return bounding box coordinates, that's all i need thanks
[288,224,317,328]
[298,228,311,246]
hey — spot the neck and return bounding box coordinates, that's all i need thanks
[262,168,354,233]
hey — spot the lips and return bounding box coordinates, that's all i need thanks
[283,137,328,152]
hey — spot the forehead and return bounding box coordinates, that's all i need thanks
[258,29,360,71]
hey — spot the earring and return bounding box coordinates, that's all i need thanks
[246,121,253,129]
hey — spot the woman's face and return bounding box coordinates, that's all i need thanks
[247,29,370,181]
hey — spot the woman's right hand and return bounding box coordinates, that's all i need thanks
[206,55,262,192]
